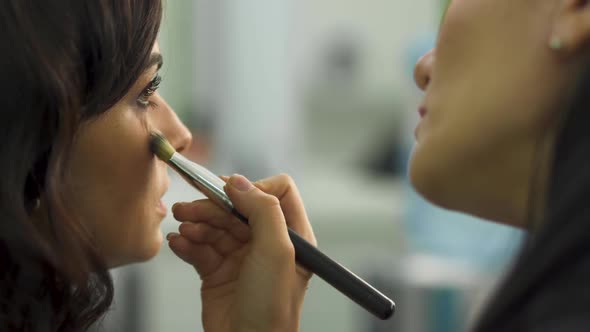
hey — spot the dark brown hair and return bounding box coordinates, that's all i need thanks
[472,67,590,329]
[0,1,162,330]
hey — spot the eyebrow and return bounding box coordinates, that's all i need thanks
[146,53,163,71]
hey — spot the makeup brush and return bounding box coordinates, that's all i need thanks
[150,132,396,320]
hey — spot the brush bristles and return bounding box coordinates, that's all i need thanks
[149,132,176,161]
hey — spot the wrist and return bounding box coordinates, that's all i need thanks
[234,321,298,332]
[236,327,297,332]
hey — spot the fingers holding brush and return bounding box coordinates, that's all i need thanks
[254,174,317,247]
[167,223,248,283]
[167,233,224,278]
[167,173,313,332]
[172,199,251,242]
[224,174,294,261]
[178,222,244,256]
[252,174,316,280]
[223,174,312,238]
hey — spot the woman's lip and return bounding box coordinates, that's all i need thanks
[156,174,170,217]
[415,106,427,140]
[156,199,168,217]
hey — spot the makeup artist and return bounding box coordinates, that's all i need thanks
[172,0,590,331]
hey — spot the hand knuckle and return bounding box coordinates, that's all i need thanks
[283,243,296,259]
[269,242,295,263]
[278,173,294,186]
[260,194,281,207]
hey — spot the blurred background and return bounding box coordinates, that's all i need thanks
[101,1,524,331]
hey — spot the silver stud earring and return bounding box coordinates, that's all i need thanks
[549,36,563,51]
[33,198,41,210]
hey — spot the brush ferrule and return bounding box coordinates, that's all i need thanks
[168,153,235,212]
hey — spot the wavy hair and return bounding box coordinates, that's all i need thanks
[473,66,590,330]
[0,1,162,330]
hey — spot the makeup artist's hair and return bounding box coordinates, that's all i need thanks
[472,67,590,329]
[0,1,162,330]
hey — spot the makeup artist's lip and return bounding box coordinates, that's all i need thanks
[418,106,428,118]
[414,106,428,140]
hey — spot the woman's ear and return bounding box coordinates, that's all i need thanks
[551,0,590,55]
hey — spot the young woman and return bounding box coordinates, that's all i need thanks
[171,0,590,331]
[0,1,312,331]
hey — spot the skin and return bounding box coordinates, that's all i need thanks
[411,0,590,228]
[64,43,192,268]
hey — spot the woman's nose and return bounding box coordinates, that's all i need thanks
[414,49,434,91]
[156,99,192,154]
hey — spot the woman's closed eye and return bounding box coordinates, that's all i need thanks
[136,74,162,109]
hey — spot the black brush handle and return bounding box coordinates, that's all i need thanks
[232,209,396,320]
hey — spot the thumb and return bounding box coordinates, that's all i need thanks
[224,174,294,258]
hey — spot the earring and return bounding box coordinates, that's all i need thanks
[549,36,563,51]
[33,198,41,210]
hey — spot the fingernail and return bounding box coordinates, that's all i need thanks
[229,174,254,192]
[167,233,179,241]
[172,202,186,213]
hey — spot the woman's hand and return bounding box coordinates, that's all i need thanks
[168,174,316,332]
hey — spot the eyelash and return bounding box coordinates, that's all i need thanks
[137,74,162,109]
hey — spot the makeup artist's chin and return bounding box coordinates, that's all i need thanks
[408,145,453,212]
